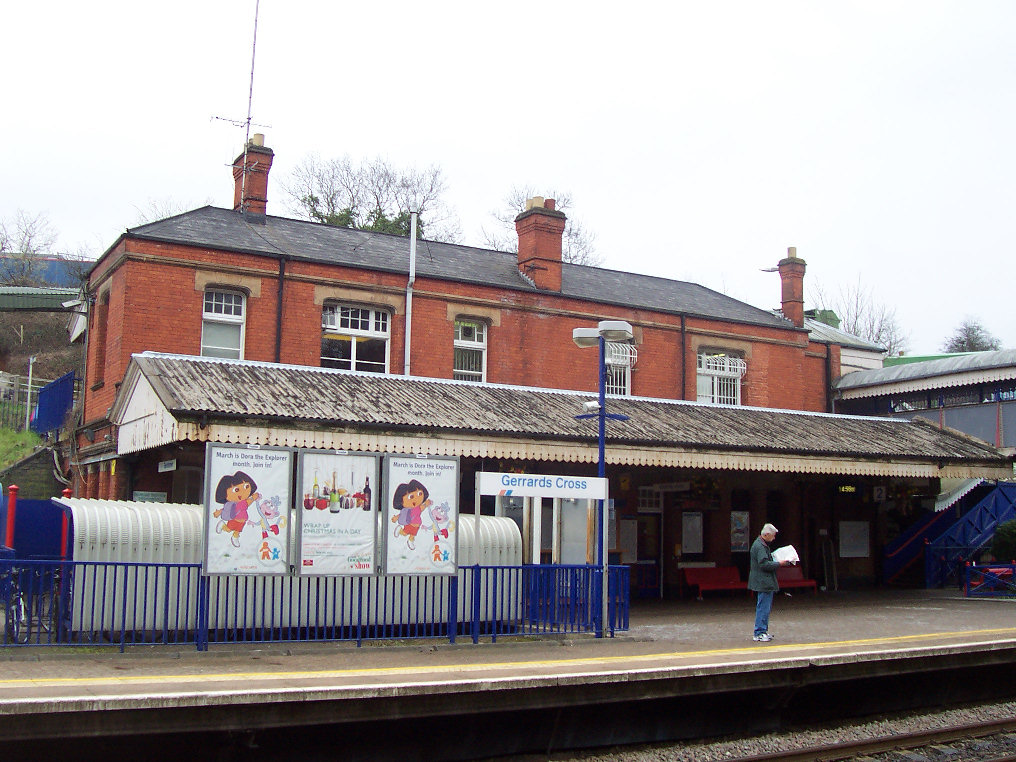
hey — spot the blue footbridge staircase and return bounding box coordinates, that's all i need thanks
[924,482,1016,589]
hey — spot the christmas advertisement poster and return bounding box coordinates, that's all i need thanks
[383,455,459,575]
[297,451,379,575]
[203,445,292,575]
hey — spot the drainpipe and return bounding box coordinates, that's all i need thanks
[824,342,832,413]
[680,315,687,399]
[404,212,418,376]
[274,254,286,363]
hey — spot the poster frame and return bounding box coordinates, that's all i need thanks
[839,520,870,558]
[202,443,294,576]
[294,449,381,576]
[730,510,750,552]
[682,511,704,555]
[382,454,460,576]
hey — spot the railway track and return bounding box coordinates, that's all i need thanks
[732,715,1016,761]
[530,707,1016,762]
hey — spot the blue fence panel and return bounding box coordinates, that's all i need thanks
[31,371,75,435]
[0,560,630,650]
[0,499,65,561]
[608,564,630,635]
[965,563,1016,598]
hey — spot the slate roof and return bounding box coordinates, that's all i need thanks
[120,206,793,330]
[126,353,1009,467]
[837,348,1016,391]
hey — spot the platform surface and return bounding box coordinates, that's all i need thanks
[1,589,1014,730]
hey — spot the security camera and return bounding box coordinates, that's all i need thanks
[582,400,601,414]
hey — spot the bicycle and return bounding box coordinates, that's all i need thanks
[0,563,27,644]
[1,562,60,645]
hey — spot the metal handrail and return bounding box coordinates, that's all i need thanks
[0,558,630,651]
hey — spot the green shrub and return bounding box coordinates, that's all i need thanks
[990,519,1016,564]
[0,428,40,470]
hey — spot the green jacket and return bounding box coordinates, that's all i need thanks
[748,536,780,592]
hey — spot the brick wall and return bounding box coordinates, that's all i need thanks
[82,232,837,437]
[0,448,64,500]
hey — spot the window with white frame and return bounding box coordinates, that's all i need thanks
[453,319,487,382]
[321,304,390,373]
[605,341,637,396]
[201,289,245,359]
[697,351,746,405]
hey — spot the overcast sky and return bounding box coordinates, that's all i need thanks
[3,1,1014,355]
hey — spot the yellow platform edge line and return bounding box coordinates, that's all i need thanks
[3,627,1015,687]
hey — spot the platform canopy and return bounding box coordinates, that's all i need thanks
[109,353,1015,480]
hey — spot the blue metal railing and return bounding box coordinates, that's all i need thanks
[0,558,630,651]
[881,489,990,586]
[926,483,1016,588]
[965,563,1016,598]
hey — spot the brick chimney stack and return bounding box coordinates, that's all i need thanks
[515,197,566,291]
[778,246,807,328]
[232,134,274,216]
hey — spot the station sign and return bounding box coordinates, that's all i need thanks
[477,471,608,500]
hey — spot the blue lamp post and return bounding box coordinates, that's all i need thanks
[572,320,632,637]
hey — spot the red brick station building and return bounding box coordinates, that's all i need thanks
[71,136,1011,595]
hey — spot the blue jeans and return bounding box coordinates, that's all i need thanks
[754,591,774,636]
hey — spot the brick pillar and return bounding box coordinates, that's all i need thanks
[98,462,110,501]
[110,461,127,501]
[85,465,98,499]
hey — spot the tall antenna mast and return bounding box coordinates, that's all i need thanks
[239,0,261,211]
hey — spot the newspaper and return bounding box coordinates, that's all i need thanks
[771,544,800,564]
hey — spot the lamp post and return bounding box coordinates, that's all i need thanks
[572,320,632,637]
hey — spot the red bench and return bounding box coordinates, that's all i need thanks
[683,566,748,599]
[777,565,818,593]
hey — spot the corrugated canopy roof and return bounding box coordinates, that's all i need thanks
[110,353,1013,479]
[0,286,79,311]
[836,348,1016,397]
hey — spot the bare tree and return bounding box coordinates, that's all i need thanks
[482,186,602,266]
[281,155,461,242]
[810,277,910,357]
[132,197,212,227]
[941,317,1002,353]
[0,210,57,285]
[57,245,98,285]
